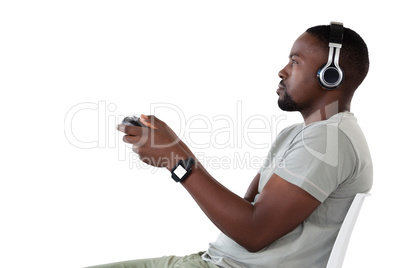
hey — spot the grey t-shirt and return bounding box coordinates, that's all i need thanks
[202,112,373,268]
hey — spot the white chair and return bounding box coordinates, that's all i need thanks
[326,193,370,268]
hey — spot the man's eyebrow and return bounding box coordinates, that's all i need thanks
[289,53,300,58]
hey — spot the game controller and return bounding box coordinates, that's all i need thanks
[121,115,146,127]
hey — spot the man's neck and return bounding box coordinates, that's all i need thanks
[302,100,350,126]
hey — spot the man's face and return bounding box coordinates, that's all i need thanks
[277,33,327,112]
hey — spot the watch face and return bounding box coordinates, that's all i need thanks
[173,164,187,179]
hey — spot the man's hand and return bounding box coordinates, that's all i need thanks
[117,115,191,170]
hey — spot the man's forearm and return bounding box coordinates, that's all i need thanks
[180,162,263,252]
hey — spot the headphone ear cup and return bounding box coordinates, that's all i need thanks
[317,65,326,88]
[317,65,344,90]
[323,68,341,84]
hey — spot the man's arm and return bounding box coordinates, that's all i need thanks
[118,116,321,252]
[181,167,320,252]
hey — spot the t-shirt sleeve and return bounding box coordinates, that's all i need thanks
[274,124,357,203]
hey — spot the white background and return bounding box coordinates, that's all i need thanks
[1,1,400,267]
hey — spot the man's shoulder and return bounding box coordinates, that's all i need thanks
[278,123,303,136]
[299,112,359,137]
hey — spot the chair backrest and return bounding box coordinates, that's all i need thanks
[326,193,370,268]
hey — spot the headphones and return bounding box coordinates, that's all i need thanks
[317,22,344,90]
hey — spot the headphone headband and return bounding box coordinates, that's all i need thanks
[329,21,344,45]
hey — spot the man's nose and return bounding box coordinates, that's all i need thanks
[278,66,288,80]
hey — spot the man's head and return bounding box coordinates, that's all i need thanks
[277,24,369,117]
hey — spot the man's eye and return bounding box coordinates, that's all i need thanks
[292,59,298,65]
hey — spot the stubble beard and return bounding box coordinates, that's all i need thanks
[278,90,299,112]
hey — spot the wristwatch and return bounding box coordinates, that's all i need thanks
[171,157,195,182]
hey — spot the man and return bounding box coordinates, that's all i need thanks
[90,23,372,267]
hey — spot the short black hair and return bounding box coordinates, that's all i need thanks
[306,25,369,91]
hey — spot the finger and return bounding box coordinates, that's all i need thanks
[117,124,143,136]
[123,133,149,148]
[140,114,160,129]
[122,134,142,144]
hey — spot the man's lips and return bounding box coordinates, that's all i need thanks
[277,81,286,95]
